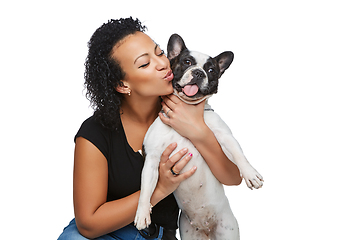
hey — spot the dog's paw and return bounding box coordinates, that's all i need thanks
[240,166,264,190]
[134,202,152,230]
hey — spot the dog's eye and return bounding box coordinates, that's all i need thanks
[183,59,192,66]
[208,68,214,74]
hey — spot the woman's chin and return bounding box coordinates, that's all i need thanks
[162,86,174,96]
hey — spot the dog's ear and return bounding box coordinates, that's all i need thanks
[167,34,187,60]
[214,51,234,76]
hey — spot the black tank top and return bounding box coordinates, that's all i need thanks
[75,116,179,229]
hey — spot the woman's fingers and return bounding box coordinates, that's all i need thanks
[160,94,182,120]
[160,142,177,163]
[167,148,197,181]
[161,94,180,109]
[160,103,173,119]
[171,153,193,174]
[157,143,197,196]
[165,147,189,169]
[175,165,197,183]
[160,143,196,177]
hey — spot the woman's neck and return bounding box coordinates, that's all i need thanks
[120,96,161,125]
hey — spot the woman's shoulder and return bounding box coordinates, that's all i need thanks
[75,115,112,159]
[76,116,108,137]
[79,115,103,130]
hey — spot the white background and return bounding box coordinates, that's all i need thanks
[1,0,359,239]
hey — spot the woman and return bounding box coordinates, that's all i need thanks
[58,17,241,240]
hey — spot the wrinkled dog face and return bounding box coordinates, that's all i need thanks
[167,34,234,104]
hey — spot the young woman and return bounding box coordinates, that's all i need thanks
[58,17,241,240]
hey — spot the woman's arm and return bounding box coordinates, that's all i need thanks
[159,95,242,186]
[73,137,195,239]
[187,125,242,185]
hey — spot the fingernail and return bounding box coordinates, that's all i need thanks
[181,148,188,153]
[188,153,193,157]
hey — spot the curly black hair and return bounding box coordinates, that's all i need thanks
[84,17,147,131]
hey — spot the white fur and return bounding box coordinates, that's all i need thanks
[190,51,210,68]
[176,51,210,90]
[189,51,210,90]
[134,102,263,239]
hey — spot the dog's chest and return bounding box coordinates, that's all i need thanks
[144,109,227,224]
[162,117,227,225]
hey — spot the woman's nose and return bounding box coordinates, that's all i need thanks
[155,55,168,71]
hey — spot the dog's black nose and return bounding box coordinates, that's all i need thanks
[192,69,205,79]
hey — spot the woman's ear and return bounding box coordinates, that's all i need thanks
[115,82,131,95]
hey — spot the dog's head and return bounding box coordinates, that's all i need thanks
[167,34,234,104]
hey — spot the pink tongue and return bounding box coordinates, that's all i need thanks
[183,85,199,96]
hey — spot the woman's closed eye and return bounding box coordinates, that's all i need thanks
[139,62,150,68]
[138,45,165,68]
[138,50,165,68]
[157,49,165,56]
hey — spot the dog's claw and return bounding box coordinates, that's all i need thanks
[241,166,264,190]
[134,202,152,230]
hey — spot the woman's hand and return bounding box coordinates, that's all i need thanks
[152,143,197,203]
[158,94,242,186]
[159,94,207,141]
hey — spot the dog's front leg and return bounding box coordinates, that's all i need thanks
[217,132,264,189]
[134,151,160,230]
[207,119,263,189]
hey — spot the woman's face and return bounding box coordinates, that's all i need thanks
[112,31,174,98]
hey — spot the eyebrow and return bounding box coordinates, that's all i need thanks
[134,44,159,64]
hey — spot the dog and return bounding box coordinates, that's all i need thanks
[134,34,264,239]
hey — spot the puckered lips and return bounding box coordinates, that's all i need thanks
[164,70,174,81]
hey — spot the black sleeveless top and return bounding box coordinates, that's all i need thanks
[75,116,179,229]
